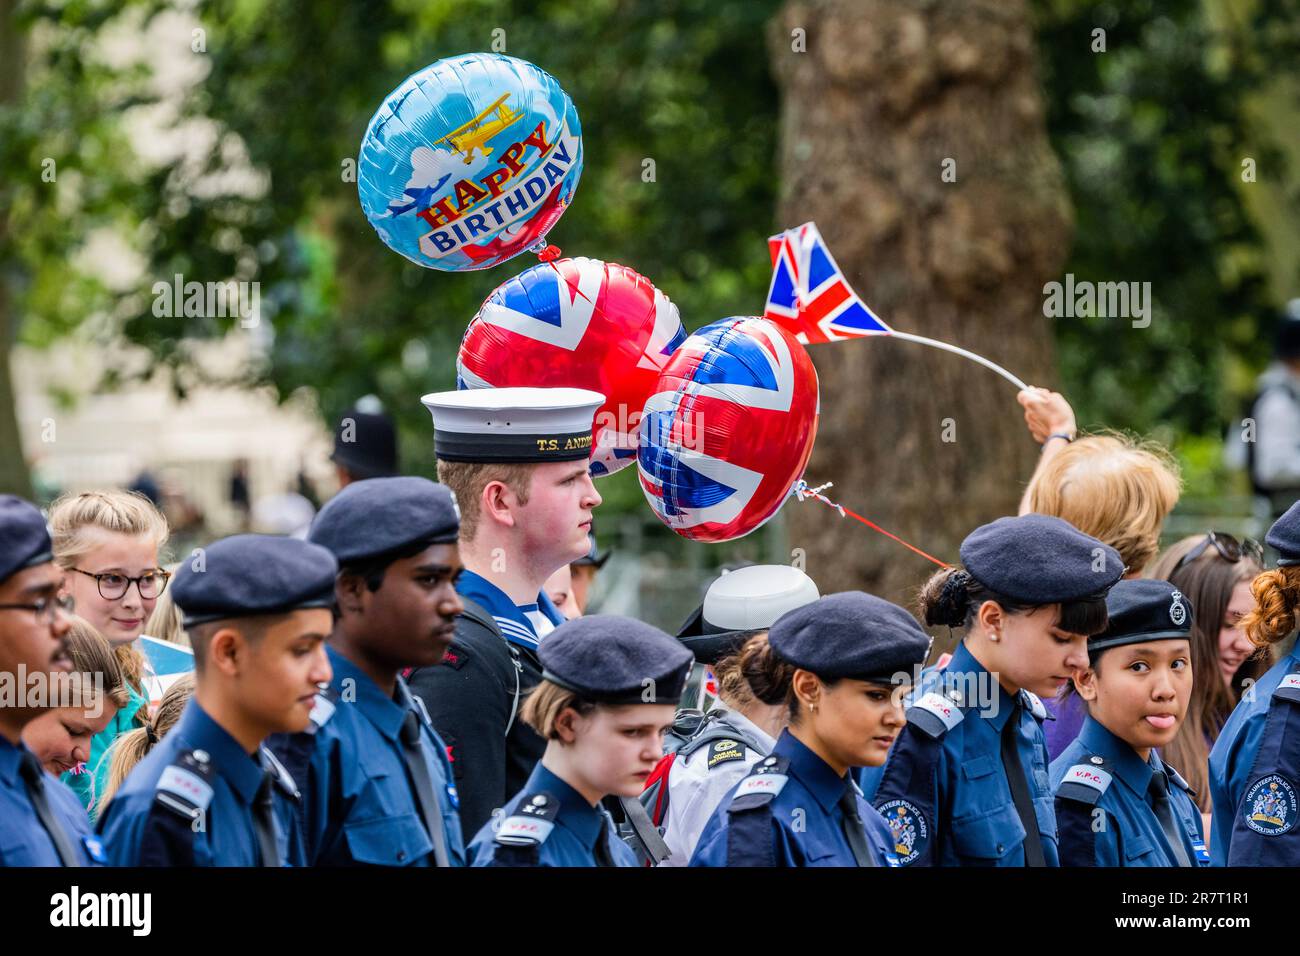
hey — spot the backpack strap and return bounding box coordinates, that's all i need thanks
[457,596,523,738]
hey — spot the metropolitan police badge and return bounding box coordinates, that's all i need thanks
[877,799,928,865]
[1243,775,1298,836]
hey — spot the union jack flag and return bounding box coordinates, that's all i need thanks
[764,222,891,344]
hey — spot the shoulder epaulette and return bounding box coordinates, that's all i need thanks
[494,791,560,848]
[728,753,790,810]
[153,749,216,821]
[905,689,966,739]
[1273,672,1300,705]
[1056,757,1113,806]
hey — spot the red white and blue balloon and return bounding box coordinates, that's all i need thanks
[457,257,687,477]
[357,53,583,272]
[638,316,820,542]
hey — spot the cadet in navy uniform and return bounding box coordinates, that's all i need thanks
[409,387,604,835]
[269,477,466,866]
[691,591,931,867]
[644,564,820,866]
[1051,579,1209,866]
[0,495,105,866]
[873,515,1122,866]
[1210,500,1300,865]
[468,615,692,866]
[97,535,334,866]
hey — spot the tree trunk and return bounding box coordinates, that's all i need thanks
[770,0,1071,607]
[0,0,34,500]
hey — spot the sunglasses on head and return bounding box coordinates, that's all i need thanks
[1172,531,1264,574]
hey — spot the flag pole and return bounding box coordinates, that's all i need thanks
[883,331,1029,392]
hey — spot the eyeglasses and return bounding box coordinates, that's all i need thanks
[0,594,76,624]
[69,567,171,601]
[1173,532,1264,574]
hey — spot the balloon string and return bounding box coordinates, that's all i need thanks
[791,480,951,568]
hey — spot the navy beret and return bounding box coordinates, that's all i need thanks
[677,565,820,665]
[768,591,932,684]
[1267,500,1300,566]
[0,495,53,584]
[959,514,1123,605]
[1089,579,1194,654]
[173,534,338,628]
[309,477,460,563]
[539,615,695,705]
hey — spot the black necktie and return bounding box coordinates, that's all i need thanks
[837,788,879,867]
[1000,700,1046,867]
[18,752,80,867]
[399,710,451,867]
[252,769,282,868]
[1147,770,1193,867]
[593,813,617,867]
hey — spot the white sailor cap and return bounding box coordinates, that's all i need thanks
[421,386,605,464]
[676,564,821,664]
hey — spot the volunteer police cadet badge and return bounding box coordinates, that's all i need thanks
[1169,590,1187,627]
[878,799,928,865]
[1243,775,1297,836]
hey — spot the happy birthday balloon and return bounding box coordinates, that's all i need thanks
[358,53,583,272]
[458,257,686,477]
[638,316,820,541]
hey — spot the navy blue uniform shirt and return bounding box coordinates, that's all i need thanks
[97,701,304,866]
[1051,716,1207,866]
[871,642,1059,866]
[269,645,465,866]
[468,761,637,867]
[690,730,898,867]
[0,735,105,866]
[1209,647,1300,865]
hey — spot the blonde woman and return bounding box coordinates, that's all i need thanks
[21,618,130,776]
[49,490,171,814]
[1016,388,1182,759]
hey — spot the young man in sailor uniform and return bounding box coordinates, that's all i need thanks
[408,386,604,835]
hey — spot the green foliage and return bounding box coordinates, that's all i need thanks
[1033,0,1300,442]
[7,0,1300,517]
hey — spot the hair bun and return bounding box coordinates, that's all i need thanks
[923,567,973,628]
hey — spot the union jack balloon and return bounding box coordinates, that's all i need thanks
[457,256,687,476]
[638,316,820,542]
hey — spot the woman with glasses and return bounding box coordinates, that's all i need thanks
[49,490,171,817]
[1149,532,1267,830]
[1209,502,1300,865]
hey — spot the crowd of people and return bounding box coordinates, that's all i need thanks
[1,368,1298,869]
